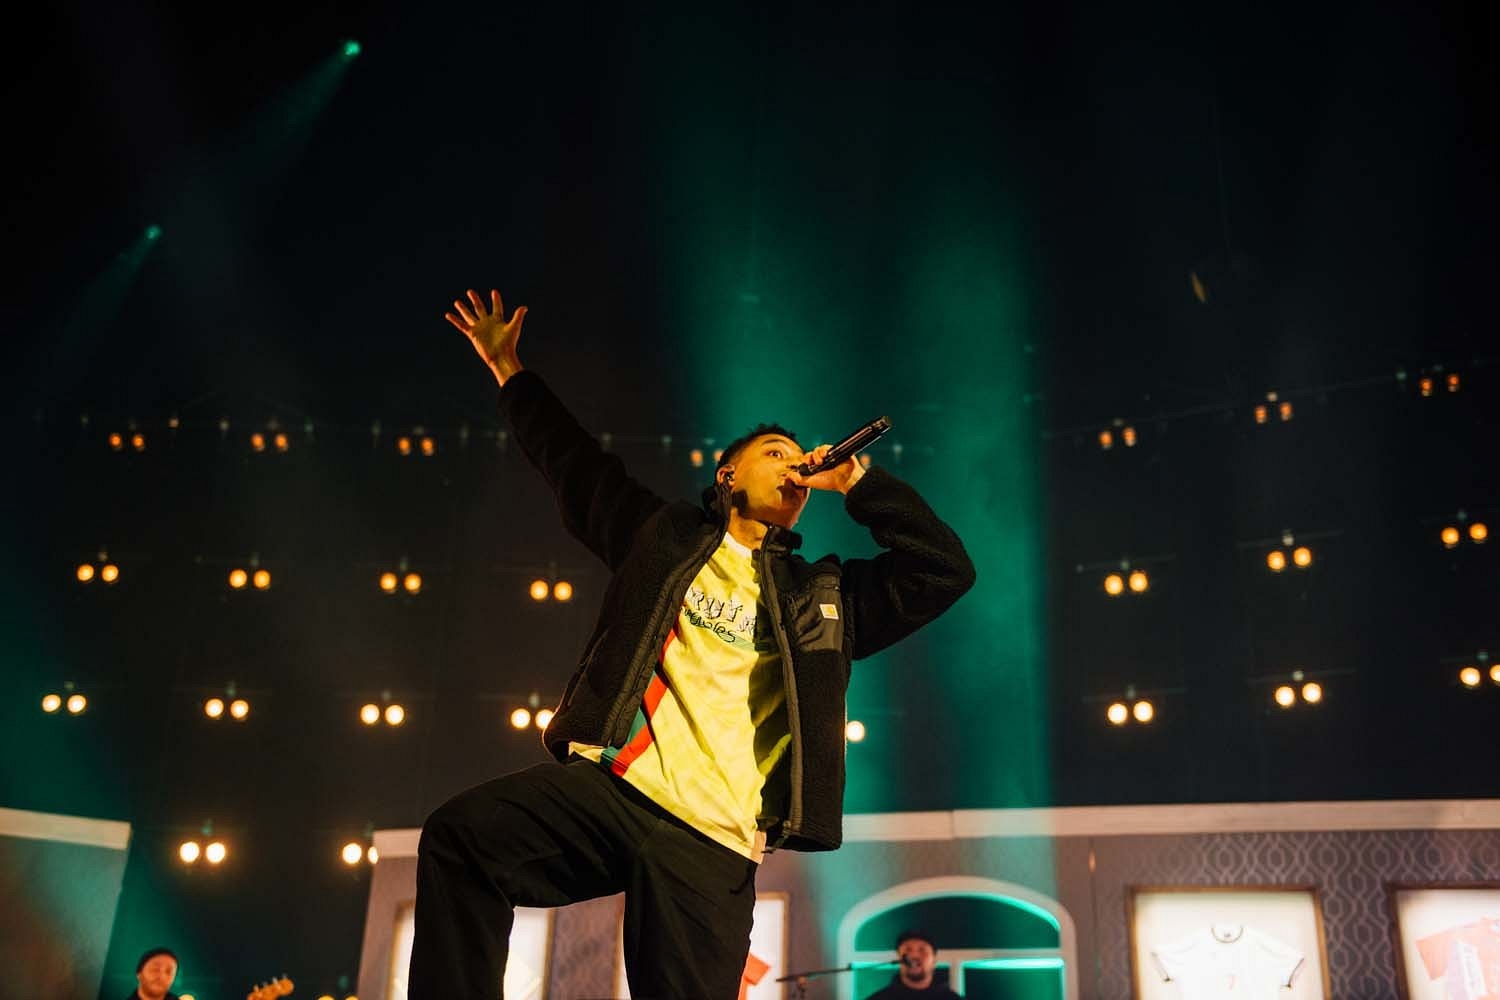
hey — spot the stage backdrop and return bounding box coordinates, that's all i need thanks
[360,799,1500,1000]
[0,807,131,1000]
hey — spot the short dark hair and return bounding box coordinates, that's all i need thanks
[136,947,178,973]
[896,928,937,953]
[716,423,801,471]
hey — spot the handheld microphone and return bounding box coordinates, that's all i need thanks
[795,415,892,475]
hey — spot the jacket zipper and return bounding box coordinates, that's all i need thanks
[757,542,803,844]
[601,518,727,746]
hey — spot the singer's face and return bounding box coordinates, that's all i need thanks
[897,939,937,986]
[725,434,809,527]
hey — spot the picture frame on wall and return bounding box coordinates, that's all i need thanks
[1387,882,1500,1000]
[1126,885,1331,999]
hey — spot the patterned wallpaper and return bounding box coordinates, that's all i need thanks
[1090,829,1500,998]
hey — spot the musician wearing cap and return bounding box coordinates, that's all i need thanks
[410,289,976,999]
[126,948,180,1000]
[864,930,962,998]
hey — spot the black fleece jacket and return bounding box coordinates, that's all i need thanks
[499,370,975,852]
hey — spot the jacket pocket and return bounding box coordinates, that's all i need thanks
[789,579,844,653]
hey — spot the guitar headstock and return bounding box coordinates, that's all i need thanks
[247,976,293,1000]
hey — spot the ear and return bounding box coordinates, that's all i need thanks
[718,465,735,485]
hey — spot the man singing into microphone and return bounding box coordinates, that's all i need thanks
[865,930,962,998]
[410,289,975,999]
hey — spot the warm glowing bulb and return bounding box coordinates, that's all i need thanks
[251,432,266,452]
[1254,405,1268,425]
[1420,376,1434,397]
[1133,700,1154,723]
[397,436,412,455]
[379,572,398,592]
[690,448,704,467]
[1459,667,1482,688]
[1266,550,1286,572]
[274,432,289,452]
[535,708,554,729]
[205,698,225,719]
[1441,526,1461,548]
[1104,574,1124,596]
[845,719,866,742]
[204,841,227,864]
[66,694,87,714]
[101,563,119,583]
[359,703,380,725]
[404,572,422,594]
[1278,401,1293,422]
[229,698,249,720]
[179,841,201,863]
[1106,702,1129,725]
[510,707,532,730]
[384,704,405,726]
[1275,685,1296,708]
[1301,682,1323,704]
[42,693,62,713]
[1122,426,1137,447]
[1490,664,1500,685]
[553,580,573,602]
[77,563,95,582]
[130,433,144,450]
[341,842,364,866]
[109,432,124,450]
[1447,373,1460,392]
[1292,546,1312,568]
[1471,523,1489,544]
[367,845,379,864]
[229,568,248,589]
[1098,430,1113,450]
[420,436,435,456]
[1128,570,1149,593]
[252,569,271,590]
[529,579,550,601]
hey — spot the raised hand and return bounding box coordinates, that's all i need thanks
[445,288,526,386]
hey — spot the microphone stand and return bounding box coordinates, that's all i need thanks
[774,963,853,999]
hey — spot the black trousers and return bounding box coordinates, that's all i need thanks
[409,758,759,1000]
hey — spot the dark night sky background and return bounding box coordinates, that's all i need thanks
[2,1,1495,995]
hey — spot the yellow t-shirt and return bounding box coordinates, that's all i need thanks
[571,534,791,861]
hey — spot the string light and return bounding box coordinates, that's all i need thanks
[529,579,550,601]
[77,563,95,582]
[1104,574,1124,596]
[229,698,250,720]
[552,580,573,601]
[205,698,225,719]
[229,569,248,589]
[341,842,364,866]
[100,563,119,583]
[510,707,532,730]
[1459,667,1481,688]
[403,572,422,594]
[252,569,271,590]
[379,572,398,593]
[1132,700,1155,723]
[1274,686,1296,708]
[845,719,866,742]
[204,841,227,865]
[1098,429,1114,451]
[534,708,554,729]
[41,693,62,713]
[1122,425,1137,448]
[384,704,405,726]
[1472,523,1489,544]
[179,841,201,864]
[1266,550,1286,572]
[359,704,380,725]
[66,694,87,714]
[1106,702,1129,725]
[1292,546,1313,568]
[1128,570,1150,593]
